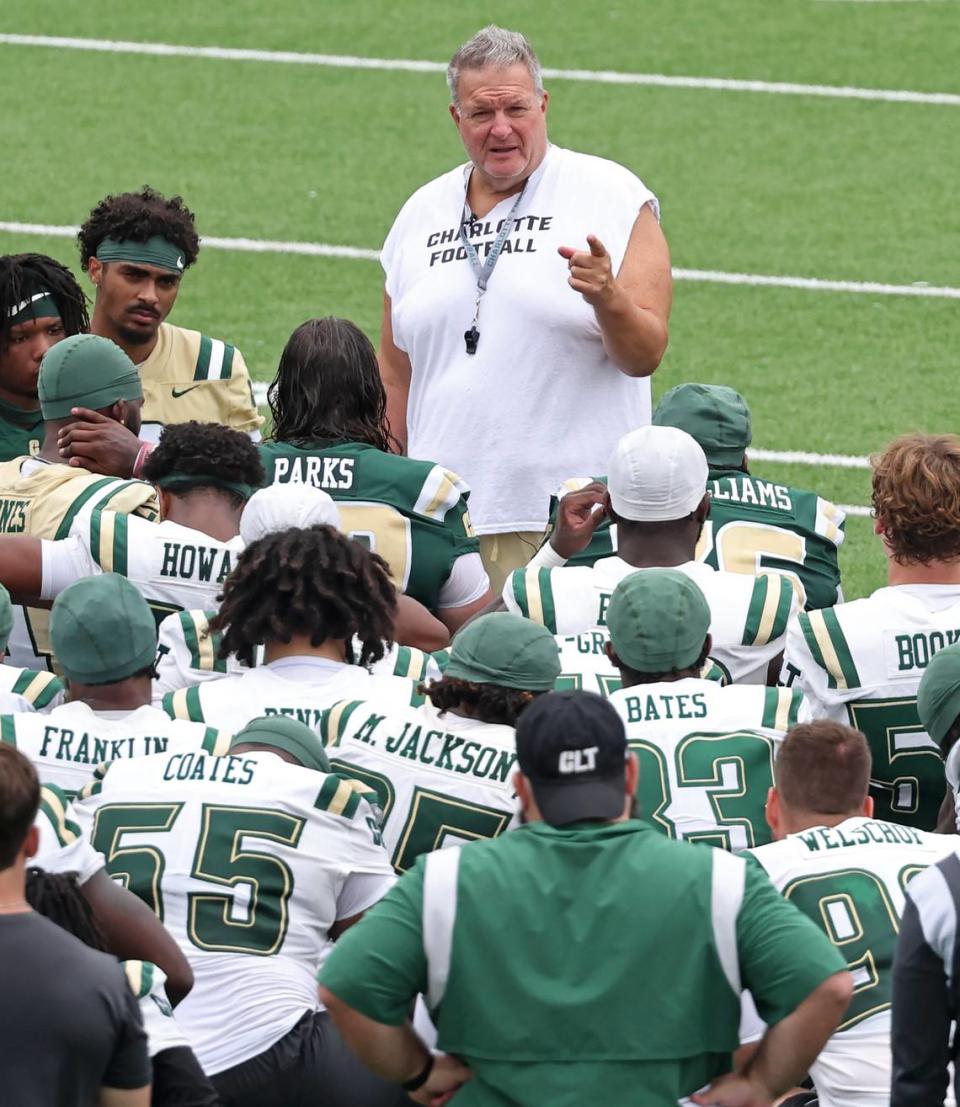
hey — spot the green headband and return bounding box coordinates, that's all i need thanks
[155,473,256,500]
[7,292,61,327]
[96,235,186,274]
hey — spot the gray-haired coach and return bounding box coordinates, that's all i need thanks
[377,25,673,593]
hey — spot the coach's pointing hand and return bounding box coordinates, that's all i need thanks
[558,235,616,306]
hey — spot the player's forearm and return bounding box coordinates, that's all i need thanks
[378,355,410,454]
[594,285,668,378]
[0,535,43,598]
[319,988,428,1084]
[746,972,852,1097]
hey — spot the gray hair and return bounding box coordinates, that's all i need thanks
[447,25,543,105]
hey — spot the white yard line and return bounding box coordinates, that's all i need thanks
[2,221,958,300]
[1,33,959,106]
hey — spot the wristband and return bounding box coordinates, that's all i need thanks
[526,541,568,570]
[132,442,155,478]
[401,1053,434,1092]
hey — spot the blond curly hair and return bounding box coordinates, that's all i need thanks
[872,434,960,564]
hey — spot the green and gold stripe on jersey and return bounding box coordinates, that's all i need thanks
[194,337,237,382]
[742,574,794,647]
[39,783,81,846]
[163,685,205,723]
[181,610,227,674]
[54,477,158,540]
[391,646,430,681]
[412,466,470,523]
[123,960,157,1000]
[87,509,130,576]
[511,567,559,633]
[11,668,63,709]
[320,699,365,748]
[430,648,451,674]
[798,608,861,690]
[313,773,373,820]
[201,727,232,756]
[762,686,804,732]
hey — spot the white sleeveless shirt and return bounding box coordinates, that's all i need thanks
[382,144,659,534]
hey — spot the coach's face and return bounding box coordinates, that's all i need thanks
[451,63,549,193]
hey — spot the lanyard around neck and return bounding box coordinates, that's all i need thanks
[458,181,527,292]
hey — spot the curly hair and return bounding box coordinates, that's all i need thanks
[142,421,265,508]
[422,676,541,726]
[0,253,89,350]
[25,867,107,951]
[268,318,399,453]
[77,186,201,270]
[872,434,960,565]
[212,526,396,668]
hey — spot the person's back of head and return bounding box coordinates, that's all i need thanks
[229,715,331,774]
[872,433,960,569]
[239,483,341,544]
[424,611,560,725]
[50,573,157,706]
[268,317,396,452]
[768,721,872,838]
[605,425,710,560]
[604,567,712,686]
[38,333,143,436]
[652,382,752,472]
[0,744,40,873]
[212,525,397,669]
[142,420,265,515]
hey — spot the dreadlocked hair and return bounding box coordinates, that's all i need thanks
[421,676,541,726]
[0,253,89,349]
[268,317,400,453]
[142,420,265,508]
[211,526,397,668]
[78,186,200,270]
[25,867,108,951]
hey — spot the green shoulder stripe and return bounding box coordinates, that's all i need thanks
[797,611,829,680]
[761,687,802,732]
[700,658,729,685]
[180,610,226,673]
[112,511,129,576]
[11,669,63,708]
[392,646,428,681]
[0,715,17,747]
[322,699,364,747]
[511,568,531,618]
[194,336,236,381]
[430,648,450,674]
[202,727,231,756]
[39,784,80,846]
[54,477,120,540]
[79,778,103,801]
[124,960,156,1000]
[162,686,204,722]
[314,774,363,819]
[512,567,557,631]
[812,608,860,691]
[742,574,792,647]
[408,680,426,708]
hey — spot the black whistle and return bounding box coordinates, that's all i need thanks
[464,326,479,355]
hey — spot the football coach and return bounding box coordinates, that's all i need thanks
[319,690,852,1105]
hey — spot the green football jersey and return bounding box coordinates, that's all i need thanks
[546,469,845,610]
[0,402,42,463]
[258,439,481,611]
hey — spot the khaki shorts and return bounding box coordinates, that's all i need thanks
[479,530,548,597]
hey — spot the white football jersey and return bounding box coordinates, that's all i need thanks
[32,782,104,883]
[744,816,957,1107]
[40,508,245,626]
[782,584,959,830]
[0,700,230,796]
[161,655,422,733]
[504,557,796,684]
[153,607,439,701]
[607,679,803,851]
[72,749,394,1073]
[554,628,728,697]
[320,697,518,871]
[0,663,63,712]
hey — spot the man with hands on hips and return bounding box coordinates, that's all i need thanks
[378,24,672,593]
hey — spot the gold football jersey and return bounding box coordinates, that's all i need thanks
[138,322,263,441]
[0,459,159,668]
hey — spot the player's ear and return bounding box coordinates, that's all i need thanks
[86,256,103,287]
[765,787,780,837]
[624,751,639,799]
[695,493,711,523]
[23,823,39,861]
[862,794,875,818]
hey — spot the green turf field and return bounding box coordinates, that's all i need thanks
[2,0,957,600]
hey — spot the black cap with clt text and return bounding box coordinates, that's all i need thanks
[515,690,628,827]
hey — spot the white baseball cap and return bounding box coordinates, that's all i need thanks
[607,425,708,522]
[240,484,341,544]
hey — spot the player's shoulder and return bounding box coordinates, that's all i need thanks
[0,665,64,709]
[715,682,803,733]
[506,562,592,628]
[790,594,893,691]
[155,322,247,383]
[357,448,472,524]
[689,563,795,647]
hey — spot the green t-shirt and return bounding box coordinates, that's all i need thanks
[0,400,42,463]
[547,469,844,610]
[258,439,480,611]
[320,820,845,1106]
